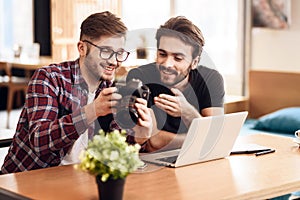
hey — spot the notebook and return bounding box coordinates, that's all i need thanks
[140,111,248,168]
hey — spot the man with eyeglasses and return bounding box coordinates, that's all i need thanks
[1,11,152,174]
[127,16,225,152]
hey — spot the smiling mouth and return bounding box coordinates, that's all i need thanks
[159,65,178,75]
[102,64,117,71]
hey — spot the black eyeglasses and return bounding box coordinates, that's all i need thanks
[83,40,130,62]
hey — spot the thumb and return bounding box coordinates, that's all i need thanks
[170,88,183,97]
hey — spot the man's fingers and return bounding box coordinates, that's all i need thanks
[101,87,117,96]
[135,103,149,119]
[111,92,122,101]
[154,96,178,111]
[157,94,177,103]
[170,88,184,97]
[134,97,147,106]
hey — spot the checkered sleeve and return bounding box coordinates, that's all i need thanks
[26,68,88,155]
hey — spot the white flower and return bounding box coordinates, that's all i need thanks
[110,150,119,160]
[76,129,144,182]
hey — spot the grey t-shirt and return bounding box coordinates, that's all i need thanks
[126,63,225,133]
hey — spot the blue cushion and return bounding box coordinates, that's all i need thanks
[252,107,300,134]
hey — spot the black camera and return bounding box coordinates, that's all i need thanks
[115,79,150,129]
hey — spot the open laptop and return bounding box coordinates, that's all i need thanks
[140,111,248,168]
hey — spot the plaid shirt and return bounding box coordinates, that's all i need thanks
[1,59,131,174]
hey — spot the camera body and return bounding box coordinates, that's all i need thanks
[115,79,150,129]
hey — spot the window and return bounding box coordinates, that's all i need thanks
[0,0,33,59]
[0,0,244,95]
[122,0,244,95]
[122,0,171,30]
[174,0,244,95]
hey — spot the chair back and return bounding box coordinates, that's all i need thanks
[0,62,12,84]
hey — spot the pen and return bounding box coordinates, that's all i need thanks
[255,149,275,156]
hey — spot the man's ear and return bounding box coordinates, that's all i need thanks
[191,55,200,70]
[77,41,86,57]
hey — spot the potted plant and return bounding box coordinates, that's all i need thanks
[76,129,144,200]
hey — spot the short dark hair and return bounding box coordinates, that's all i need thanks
[80,11,127,41]
[156,16,205,59]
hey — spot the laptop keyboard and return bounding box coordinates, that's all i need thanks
[157,155,178,164]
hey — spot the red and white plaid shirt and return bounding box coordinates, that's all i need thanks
[1,59,136,174]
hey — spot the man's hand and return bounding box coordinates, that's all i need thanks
[154,88,198,117]
[154,88,201,127]
[132,98,153,145]
[84,87,122,125]
[94,87,122,117]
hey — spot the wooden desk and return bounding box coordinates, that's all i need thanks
[0,129,14,148]
[224,95,249,114]
[1,57,53,76]
[0,134,299,200]
[0,147,9,168]
[1,56,53,81]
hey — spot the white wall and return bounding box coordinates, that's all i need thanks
[251,0,300,72]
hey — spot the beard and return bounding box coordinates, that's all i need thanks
[83,60,102,82]
[84,54,119,82]
[158,64,191,86]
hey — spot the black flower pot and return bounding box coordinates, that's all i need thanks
[96,175,126,200]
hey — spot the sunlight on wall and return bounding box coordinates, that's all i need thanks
[0,0,33,59]
[122,0,244,95]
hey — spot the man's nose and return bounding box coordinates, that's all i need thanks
[163,56,175,67]
[107,54,118,65]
